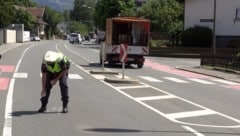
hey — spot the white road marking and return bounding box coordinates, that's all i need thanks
[3,45,35,136]
[136,95,176,101]
[116,85,149,90]
[182,126,205,136]
[166,109,216,119]
[92,74,106,80]
[59,42,240,128]
[68,74,83,79]
[13,73,28,78]
[211,79,239,85]
[187,78,215,84]
[139,76,163,82]
[163,77,189,83]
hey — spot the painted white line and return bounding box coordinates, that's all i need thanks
[92,74,106,80]
[115,74,130,79]
[211,79,239,85]
[188,78,215,84]
[136,95,176,101]
[59,42,240,128]
[164,77,189,83]
[139,76,163,82]
[116,85,149,90]
[13,73,28,78]
[3,45,35,136]
[68,74,83,79]
[166,109,216,119]
[182,126,205,136]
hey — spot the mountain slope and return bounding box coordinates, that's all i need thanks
[33,0,74,12]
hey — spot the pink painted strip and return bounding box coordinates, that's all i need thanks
[228,85,240,90]
[0,65,15,72]
[0,78,10,90]
[145,59,211,79]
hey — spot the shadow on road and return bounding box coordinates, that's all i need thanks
[10,110,59,116]
[84,128,240,135]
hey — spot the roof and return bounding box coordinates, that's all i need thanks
[110,17,150,23]
[14,5,47,25]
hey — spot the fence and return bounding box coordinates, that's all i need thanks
[200,48,240,71]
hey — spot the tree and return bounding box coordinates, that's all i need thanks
[68,21,88,35]
[13,9,35,31]
[43,7,64,39]
[94,0,136,30]
[0,1,15,28]
[137,0,183,34]
[63,10,70,21]
[70,0,95,22]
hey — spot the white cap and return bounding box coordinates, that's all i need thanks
[44,51,59,62]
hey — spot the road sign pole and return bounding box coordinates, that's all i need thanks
[122,62,125,80]
[101,42,105,71]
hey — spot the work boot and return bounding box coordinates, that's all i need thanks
[62,103,68,113]
[38,102,47,113]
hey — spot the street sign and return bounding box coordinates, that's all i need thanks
[119,44,128,62]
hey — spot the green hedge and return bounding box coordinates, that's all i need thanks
[181,26,213,47]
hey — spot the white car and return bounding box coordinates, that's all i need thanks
[69,33,82,44]
[30,35,40,41]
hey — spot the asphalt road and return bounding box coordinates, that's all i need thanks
[1,40,240,136]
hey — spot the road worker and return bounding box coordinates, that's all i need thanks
[38,51,70,113]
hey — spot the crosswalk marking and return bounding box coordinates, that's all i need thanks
[163,77,189,83]
[68,74,83,79]
[136,95,176,101]
[92,74,106,80]
[139,76,163,82]
[187,78,215,84]
[211,79,239,85]
[13,73,28,78]
[166,109,216,119]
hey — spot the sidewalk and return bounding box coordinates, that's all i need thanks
[177,66,240,83]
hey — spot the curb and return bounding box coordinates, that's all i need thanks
[90,70,118,75]
[176,66,240,83]
[104,77,139,84]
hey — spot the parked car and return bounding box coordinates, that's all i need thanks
[30,34,40,41]
[69,33,82,44]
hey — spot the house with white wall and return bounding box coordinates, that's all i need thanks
[184,0,240,47]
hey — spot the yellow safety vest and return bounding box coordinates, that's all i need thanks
[44,54,68,73]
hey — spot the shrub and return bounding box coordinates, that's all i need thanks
[181,26,213,47]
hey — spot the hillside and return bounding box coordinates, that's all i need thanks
[32,0,74,12]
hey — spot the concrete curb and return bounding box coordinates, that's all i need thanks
[176,66,240,83]
[104,77,140,84]
[90,70,118,75]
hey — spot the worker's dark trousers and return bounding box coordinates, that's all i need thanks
[40,71,69,107]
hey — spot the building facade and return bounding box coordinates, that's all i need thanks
[184,0,240,47]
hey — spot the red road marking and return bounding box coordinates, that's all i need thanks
[0,78,10,90]
[145,59,211,79]
[0,65,15,72]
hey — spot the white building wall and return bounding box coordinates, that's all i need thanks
[184,0,240,36]
[5,29,16,43]
[184,0,213,29]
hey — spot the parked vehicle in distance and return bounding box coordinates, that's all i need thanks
[30,34,40,41]
[69,33,82,44]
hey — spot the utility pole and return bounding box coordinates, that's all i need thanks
[213,0,216,55]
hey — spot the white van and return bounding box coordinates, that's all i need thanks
[69,33,82,44]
